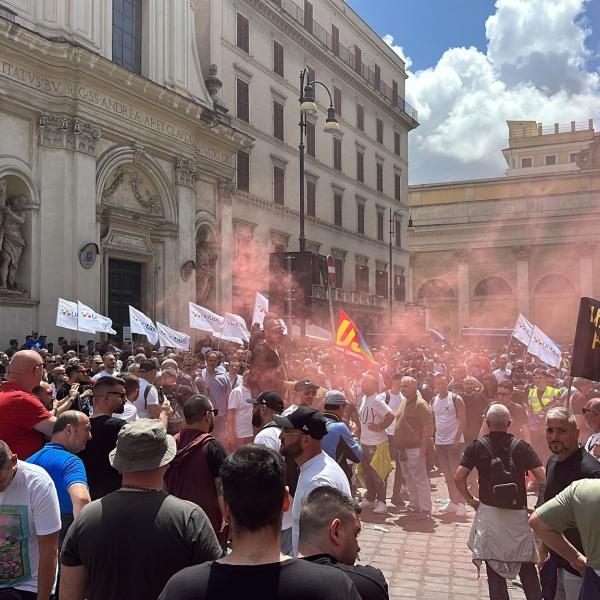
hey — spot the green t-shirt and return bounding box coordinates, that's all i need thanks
[536,479,600,570]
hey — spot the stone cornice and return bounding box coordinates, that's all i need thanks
[240,0,418,130]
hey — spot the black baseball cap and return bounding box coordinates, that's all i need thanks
[294,379,319,392]
[246,391,284,414]
[273,406,328,440]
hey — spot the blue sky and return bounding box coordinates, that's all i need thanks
[346,0,600,183]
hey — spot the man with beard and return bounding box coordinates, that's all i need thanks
[274,406,351,557]
[462,376,489,445]
[248,318,288,397]
[538,408,600,600]
[164,395,228,551]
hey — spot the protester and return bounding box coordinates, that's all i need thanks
[454,403,546,600]
[393,376,434,518]
[27,410,92,545]
[60,419,221,600]
[248,317,288,397]
[59,364,94,415]
[134,359,162,419]
[164,394,228,549]
[528,368,561,458]
[91,352,118,381]
[538,407,600,600]
[582,397,600,456]
[159,445,361,599]
[529,479,600,599]
[431,374,467,516]
[200,351,231,442]
[0,350,55,458]
[299,485,389,600]
[274,406,351,556]
[226,369,253,450]
[0,438,61,599]
[382,373,405,506]
[480,380,531,443]
[114,372,140,423]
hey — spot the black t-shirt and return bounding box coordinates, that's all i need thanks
[79,415,126,500]
[61,490,221,600]
[460,432,542,509]
[303,554,389,600]
[544,447,600,573]
[159,558,362,600]
[205,438,227,479]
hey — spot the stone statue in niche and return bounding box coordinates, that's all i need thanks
[0,178,28,294]
[196,229,218,307]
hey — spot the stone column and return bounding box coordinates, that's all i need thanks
[456,250,470,334]
[174,158,199,329]
[218,181,235,313]
[514,246,531,317]
[407,254,415,303]
[579,243,595,298]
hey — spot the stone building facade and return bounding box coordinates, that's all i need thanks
[0,1,251,342]
[409,120,599,343]
[196,0,418,330]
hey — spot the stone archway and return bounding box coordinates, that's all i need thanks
[196,223,218,310]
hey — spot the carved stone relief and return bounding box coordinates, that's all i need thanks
[38,113,101,155]
[102,167,163,216]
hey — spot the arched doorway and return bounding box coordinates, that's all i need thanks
[532,274,578,342]
[471,276,515,328]
[417,278,456,337]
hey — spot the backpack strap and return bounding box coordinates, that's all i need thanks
[477,436,495,457]
[143,384,153,409]
[507,437,521,458]
[384,390,391,405]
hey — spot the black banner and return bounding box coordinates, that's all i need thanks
[571,297,600,381]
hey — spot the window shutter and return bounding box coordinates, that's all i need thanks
[237,13,249,53]
[273,41,284,77]
[333,138,342,171]
[332,24,340,56]
[333,87,342,117]
[273,101,284,141]
[237,79,249,122]
[306,180,316,217]
[237,151,249,192]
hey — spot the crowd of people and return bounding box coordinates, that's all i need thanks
[1,316,600,599]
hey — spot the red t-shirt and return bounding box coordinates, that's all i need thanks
[0,381,52,459]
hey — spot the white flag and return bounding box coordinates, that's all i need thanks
[252,292,269,326]
[96,314,117,335]
[56,298,78,331]
[156,322,190,351]
[222,312,250,343]
[189,302,224,334]
[77,301,100,333]
[512,313,534,346]
[527,326,562,368]
[128,306,159,345]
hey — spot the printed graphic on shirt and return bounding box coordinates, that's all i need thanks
[0,505,31,585]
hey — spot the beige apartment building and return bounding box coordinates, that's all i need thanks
[409,119,600,343]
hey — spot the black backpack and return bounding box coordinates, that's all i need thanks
[478,436,522,509]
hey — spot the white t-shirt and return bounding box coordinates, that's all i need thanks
[432,392,464,445]
[113,401,138,423]
[0,461,61,593]
[384,391,406,436]
[358,393,394,446]
[253,425,293,531]
[134,378,159,418]
[292,451,351,556]
[227,385,253,438]
[584,432,600,457]
[92,369,116,382]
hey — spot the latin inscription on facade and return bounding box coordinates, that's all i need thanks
[0,59,231,165]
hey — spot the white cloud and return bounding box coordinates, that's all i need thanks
[384,0,600,184]
[382,34,412,70]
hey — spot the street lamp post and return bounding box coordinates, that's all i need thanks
[388,207,405,327]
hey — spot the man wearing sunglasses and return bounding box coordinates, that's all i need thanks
[582,398,600,459]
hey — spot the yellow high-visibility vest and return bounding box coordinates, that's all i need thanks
[528,386,560,414]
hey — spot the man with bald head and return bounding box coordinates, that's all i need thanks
[582,397,600,459]
[0,350,56,458]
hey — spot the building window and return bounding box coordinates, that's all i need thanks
[570,152,578,163]
[333,138,342,171]
[356,264,369,292]
[237,151,249,192]
[357,203,365,234]
[235,229,252,276]
[273,41,284,77]
[376,118,384,144]
[112,0,142,74]
[305,121,315,157]
[521,157,533,168]
[395,219,401,248]
[334,258,344,287]
[334,193,342,227]
[394,131,401,155]
[304,1,313,33]
[333,86,342,117]
[331,24,340,56]
[394,173,401,201]
[377,211,384,241]
[236,79,249,123]
[236,13,249,53]
[354,45,362,74]
[545,154,557,166]
[306,179,316,217]
[376,162,383,193]
[393,272,406,301]
[376,269,388,298]
[374,63,381,91]
[273,165,284,205]
[392,79,399,105]
[273,101,284,141]
[356,104,364,131]
[356,151,364,182]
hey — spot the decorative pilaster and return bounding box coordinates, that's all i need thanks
[174,158,200,189]
[456,250,470,333]
[38,113,101,155]
[578,243,595,297]
[513,245,530,316]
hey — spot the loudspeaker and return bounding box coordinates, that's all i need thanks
[269,251,316,319]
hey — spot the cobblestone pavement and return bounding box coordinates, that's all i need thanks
[357,472,528,599]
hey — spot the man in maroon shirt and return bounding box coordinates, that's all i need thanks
[0,350,56,458]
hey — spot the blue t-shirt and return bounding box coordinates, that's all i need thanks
[27,442,88,514]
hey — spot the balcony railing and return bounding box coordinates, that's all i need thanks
[311,284,384,307]
[270,0,418,123]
